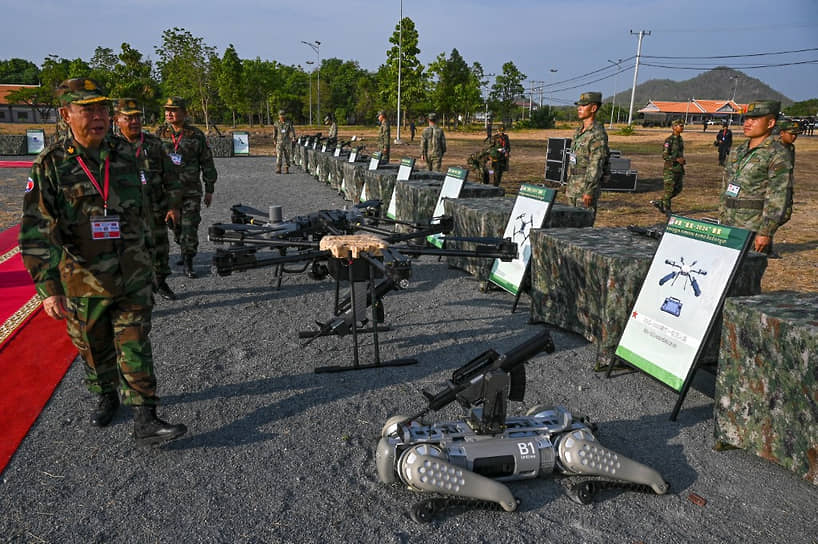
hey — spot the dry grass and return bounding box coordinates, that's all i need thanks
[2,122,815,292]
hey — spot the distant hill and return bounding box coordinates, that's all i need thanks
[609,67,791,108]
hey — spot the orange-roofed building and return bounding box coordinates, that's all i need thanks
[0,84,58,124]
[638,98,746,127]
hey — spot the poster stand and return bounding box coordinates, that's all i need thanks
[232,131,249,156]
[386,158,415,220]
[427,167,468,248]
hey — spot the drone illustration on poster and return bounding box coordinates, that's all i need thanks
[512,212,534,256]
[658,256,707,317]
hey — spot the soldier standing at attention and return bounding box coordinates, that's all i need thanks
[565,91,608,223]
[718,100,792,255]
[114,98,182,300]
[653,118,685,215]
[377,110,391,162]
[273,109,296,174]
[409,120,416,142]
[715,120,733,166]
[324,114,338,146]
[420,112,446,172]
[773,119,801,255]
[156,97,217,279]
[19,78,186,444]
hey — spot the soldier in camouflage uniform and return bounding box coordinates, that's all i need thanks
[718,100,792,255]
[377,110,391,162]
[776,119,800,230]
[324,114,338,146]
[273,110,296,174]
[19,78,186,445]
[467,147,490,184]
[652,118,685,215]
[420,112,446,172]
[487,133,507,187]
[156,97,217,278]
[113,98,182,300]
[565,92,608,224]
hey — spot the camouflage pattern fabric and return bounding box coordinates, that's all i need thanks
[156,122,217,257]
[273,119,297,167]
[420,125,446,171]
[528,227,767,368]
[378,119,391,162]
[662,133,684,207]
[392,179,503,232]
[779,140,795,225]
[328,122,338,140]
[714,292,818,485]
[719,135,792,237]
[132,132,182,282]
[565,120,608,217]
[467,148,490,185]
[341,161,367,202]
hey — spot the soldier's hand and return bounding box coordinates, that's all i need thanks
[753,234,772,253]
[582,194,593,208]
[43,295,67,320]
[203,193,213,208]
[166,209,180,224]
[677,157,686,165]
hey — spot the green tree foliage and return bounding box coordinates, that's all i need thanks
[242,58,278,126]
[6,55,74,120]
[490,62,526,125]
[783,98,818,116]
[0,58,39,84]
[319,58,371,124]
[218,44,244,126]
[379,17,426,124]
[155,27,218,130]
[428,48,481,127]
[110,43,161,122]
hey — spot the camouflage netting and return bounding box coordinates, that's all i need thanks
[340,160,370,202]
[0,135,27,155]
[529,227,768,367]
[293,142,305,168]
[360,164,399,203]
[207,136,233,158]
[714,292,818,485]
[392,178,504,230]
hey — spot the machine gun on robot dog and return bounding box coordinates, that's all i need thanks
[376,329,670,522]
[208,199,518,372]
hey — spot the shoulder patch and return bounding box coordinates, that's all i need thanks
[25,177,35,193]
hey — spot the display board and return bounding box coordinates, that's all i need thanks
[615,216,751,415]
[426,166,468,248]
[334,146,342,157]
[489,184,556,295]
[232,131,249,156]
[368,151,382,171]
[26,129,45,155]
[396,157,414,182]
[348,148,358,163]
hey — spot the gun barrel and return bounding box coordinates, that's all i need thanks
[497,329,555,373]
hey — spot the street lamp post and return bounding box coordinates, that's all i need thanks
[395,0,403,144]
[305,60,314,125]
[607,59,622,128]
[301,40,321,123]
[547,68,558,117]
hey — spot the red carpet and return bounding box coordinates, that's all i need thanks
[0,225,77,474]
[0,161,33,168]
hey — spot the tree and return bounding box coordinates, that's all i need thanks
[110,43,161,122]
[0,58,39,84]
[318,58,371,124]
[7,55,71,121]
[155,27,218,130]
[88,46,117,92]
[379,17,426,126]
[428,49,474,126]
[218,44,244,126]
[783,98,818,117]
[490,62,526,125]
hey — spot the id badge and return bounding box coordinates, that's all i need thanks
[725,183,741,198]
[139,170,147,185]
[169,153,182,166]
[568,152,577,166]
[90,215,121,240]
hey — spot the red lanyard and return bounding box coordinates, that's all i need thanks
[170,131,183,153]
[76,156,111,215]
[135,133,144,158]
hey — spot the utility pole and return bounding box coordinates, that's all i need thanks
[627,30,650,126]
[607,59,622,128]
[529,80,544,119]
[396,0,403,144]
[305,60,314,125]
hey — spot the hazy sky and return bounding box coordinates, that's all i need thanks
[2,0,816,104]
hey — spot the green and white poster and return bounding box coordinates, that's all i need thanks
[397,157,414,181]
[426,166,467,248]
[616,216,751,391]
[232,131,249,155]
[26,129,45,154]
[368,151,382,171]
[489,184,556,295]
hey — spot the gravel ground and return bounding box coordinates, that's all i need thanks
[1,157,816,544]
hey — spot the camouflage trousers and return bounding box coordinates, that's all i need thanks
[662,169,684,207]
[276,143,292,167]
[172,191,203,257]
[488,160,504,187]
[425,154,443,172]
[564,179,599,224]
[64,290,158,406]
[151,208,171,282]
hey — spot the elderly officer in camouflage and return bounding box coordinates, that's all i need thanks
[420,112,446,172]
[114,98,182,299]
[156,97,217,278]
[377,110,391,162]
[19,78,186,445]
[273,109,297,174]
[565,92,609,222]
[719,100,792,255]
[653,118,686,215]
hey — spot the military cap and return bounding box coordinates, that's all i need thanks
[575,92,602,106]
[323,114,331,123]
[377,110,386,117]
[164,96,187,110]
[777,119,802,134]
[427,112,438,121]
[113,98,141,115]
[278,109,286,116]
[671,118,685,126]
[722,120,729,126]
[56,78,108,106]
[744,100,780,118]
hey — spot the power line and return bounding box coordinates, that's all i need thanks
[539,56,636,89]
[642,47,818,60]
[641,59,818,70]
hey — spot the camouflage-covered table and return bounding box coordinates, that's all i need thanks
[714,293,818,485]
[392,178,504,229]
[443,200,596,281]
[340,159,371,202]
[529,227,767,367]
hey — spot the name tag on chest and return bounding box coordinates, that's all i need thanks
[725,183,741,198]
[91,215,121,239]
[169,152,182,166]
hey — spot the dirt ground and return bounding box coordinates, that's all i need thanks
[2,122,815,292]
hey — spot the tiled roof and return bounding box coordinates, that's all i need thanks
[638,99,746,114]
[0,84,40,105]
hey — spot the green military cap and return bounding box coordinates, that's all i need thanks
[427,112,437,121]
[777,119,802,134]
[671,118,685,126]
[56,78,109,106]
[113,98,141,115]
[575,92,602,105]
[377,110,385,117]
[744,100,780,118]
[278,109,286,116]
[164,96,187,110]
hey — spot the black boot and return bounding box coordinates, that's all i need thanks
[183,255,196,278]
[133,405,187,446]
[156,279,177,300]
[90,391,119,427]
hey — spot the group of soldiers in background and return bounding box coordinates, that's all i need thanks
[468,124,510,187]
